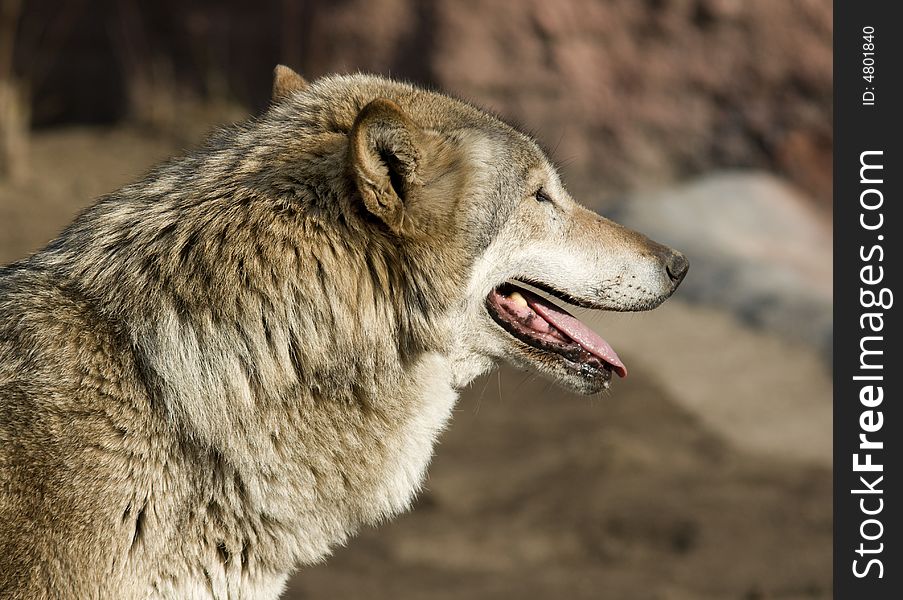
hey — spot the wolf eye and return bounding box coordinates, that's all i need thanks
[534,188,553,204]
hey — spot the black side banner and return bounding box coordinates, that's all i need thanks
[834,2,901,598]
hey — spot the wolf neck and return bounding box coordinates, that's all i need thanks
[40,169,464,569]
[124,209,458,454]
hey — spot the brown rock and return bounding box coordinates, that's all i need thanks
[296,0,832,206]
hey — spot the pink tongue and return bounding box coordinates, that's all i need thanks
[518,287,627,378]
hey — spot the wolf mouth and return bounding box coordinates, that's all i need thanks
[485,282,627,379]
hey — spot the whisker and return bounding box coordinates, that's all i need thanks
[474,373,493,414]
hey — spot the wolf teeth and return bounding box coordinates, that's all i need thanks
[509,291,528,309]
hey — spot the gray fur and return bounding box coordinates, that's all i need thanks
[0,69,685,598]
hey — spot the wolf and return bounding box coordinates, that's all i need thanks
[0,66,687,598]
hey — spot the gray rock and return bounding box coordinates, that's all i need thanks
[608,172,832,361]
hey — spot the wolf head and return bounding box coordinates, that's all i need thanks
[266,66,687,395]
[43,67,686,436]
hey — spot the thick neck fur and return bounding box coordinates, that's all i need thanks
[25,119,471,582]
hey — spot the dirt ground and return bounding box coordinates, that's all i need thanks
[0,128,832,599]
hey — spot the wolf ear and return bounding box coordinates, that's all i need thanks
[349,98,423,234]
[272,65,308,102]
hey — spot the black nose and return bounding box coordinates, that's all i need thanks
[665,251,689,287]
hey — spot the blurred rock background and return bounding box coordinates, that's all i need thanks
[6,0,832,204]
[1,1,832,598]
